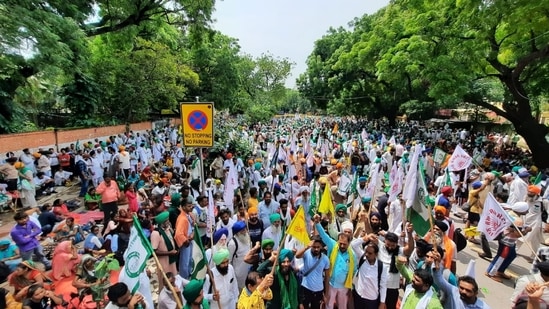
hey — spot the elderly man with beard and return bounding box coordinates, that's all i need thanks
[424,220,457,274]
[151,211,178,292]
[521,185,549,260]
[262,213,283,250]
[395,256,443,309]
[206,228,229,268]
[204,249,239,309]
[365,224,415,309]
[257,249,299,309]
[431,250,490,309]
[228,221,252,290]
[295,236,330,309]
[329,204,350,239]
[314,215,357,309]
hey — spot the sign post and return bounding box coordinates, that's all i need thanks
[180,102,214,148]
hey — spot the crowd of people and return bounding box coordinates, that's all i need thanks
[0,115,547,309]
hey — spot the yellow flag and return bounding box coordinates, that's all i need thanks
[332,123,339,134]
[318,185,334,217]
[286,206,310,245]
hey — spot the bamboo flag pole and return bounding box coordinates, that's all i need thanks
[204,223,223,309]
[150,250,183,309]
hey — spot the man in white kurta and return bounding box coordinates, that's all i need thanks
[204,249,239,309]
[227,221,252,290]
[507,171,529,206]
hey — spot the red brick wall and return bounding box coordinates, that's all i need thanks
[0,121,161,154]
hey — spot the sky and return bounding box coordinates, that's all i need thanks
[212,0,390,88]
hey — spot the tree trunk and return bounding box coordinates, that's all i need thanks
[513,118,549,168]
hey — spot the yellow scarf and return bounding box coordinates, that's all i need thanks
[328,244,355,289]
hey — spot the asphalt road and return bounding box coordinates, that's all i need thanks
[451,212,535,308]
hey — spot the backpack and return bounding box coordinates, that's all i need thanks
[229,237,239,261]
[355,255,384,294]
[453,228,467,252]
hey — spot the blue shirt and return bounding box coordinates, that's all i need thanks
[301,249,330,292]
[258,201,280,228]
[0,244,17,259]
[433,267,491,309]
[315,223,357,289]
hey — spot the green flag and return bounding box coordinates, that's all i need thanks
[191,226,207,280]
[534,172,542,185]
[407,161,431,237]
[309,180,318,217]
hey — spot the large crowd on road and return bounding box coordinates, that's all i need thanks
[0,115,548,309]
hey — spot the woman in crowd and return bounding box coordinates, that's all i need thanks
[14,162,36,208]
[51,241,81,281]
[9,261,51,302]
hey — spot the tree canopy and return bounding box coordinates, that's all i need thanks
[298,0,549,166]
[0,0,306,132]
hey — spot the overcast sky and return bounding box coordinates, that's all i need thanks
[212,0,390,88]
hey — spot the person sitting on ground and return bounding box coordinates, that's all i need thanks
[54,165,71,186]
[51,240,81,281]
[22,283,66,309]
[0,237,20,272]
[33,172,57,196]
[9,261,51,302]
[84,225,107,254]
[84,187,102,211]
[72,255,108,300]
[55,217,84,243]
[37,204,63,237]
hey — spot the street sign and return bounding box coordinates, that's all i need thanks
[180,102,214,147]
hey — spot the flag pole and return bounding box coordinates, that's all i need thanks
[132,214,183,309]
[269,233,289,276]
[203,223,223,309]
[150,249,184,308]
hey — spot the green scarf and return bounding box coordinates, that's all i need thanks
[159,227,177,264]
[192,158,200,169]
[183,299,210,309]
[277,267,298,309]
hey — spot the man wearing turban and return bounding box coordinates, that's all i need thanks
[243,239,275,272]
[424,220,457,274]
[247,207,264,245]
[257,249,299,309]
[313,215,356,309]
[182,279,208,309]
[329,204,350,239]
[228,221,252,290]
[204,249,239,309]
[262,213,283,250]
[151,211,177,292]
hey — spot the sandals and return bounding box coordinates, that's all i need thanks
[485,272,502,282]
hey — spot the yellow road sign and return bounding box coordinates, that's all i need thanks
[180,102,214,147]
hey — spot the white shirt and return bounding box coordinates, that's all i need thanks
[204,265,239,309]
[351,238,388,301]
[376,239,404,289]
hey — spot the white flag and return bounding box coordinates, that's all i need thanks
[389,135,396,146]
[447,145,472,171]
[223,163,238,213]
[337,171,352,196]
[122,217,153,293]
[207,189,216,236]
[388,165,404,203]
[477,193,512,241]
[403,144,422,205]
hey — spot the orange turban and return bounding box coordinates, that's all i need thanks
[14,162,24,169]
[528,185,541,195]
[434,205,447,215]
[32,152,41,158]
[248,207,258,215]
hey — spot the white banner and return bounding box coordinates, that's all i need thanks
[477,193,512,241]
[447,145,472,171]
[388,165,404,203]
[337,171,352,196]
[122,218,152,293]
